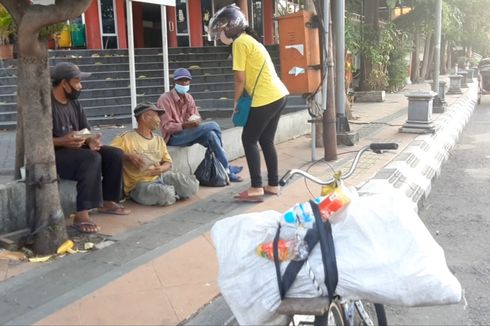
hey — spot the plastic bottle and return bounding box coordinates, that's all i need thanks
[257,238,309,261]
[317,187,351,221]
[282,202,315,228]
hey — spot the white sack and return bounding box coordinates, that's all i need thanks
[211,192,462,325]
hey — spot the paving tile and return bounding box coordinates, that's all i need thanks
[92,263,163,297]
[5,260,37,280]
[164,281,219,321]
[36,304,81,325]
[151,235,218,287]
[76,289,179,325]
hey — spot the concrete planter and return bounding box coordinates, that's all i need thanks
[354,90,386,102]
[447,75,463,94]
[399,91,437,134]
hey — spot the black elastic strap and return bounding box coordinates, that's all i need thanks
[310,200,338,302]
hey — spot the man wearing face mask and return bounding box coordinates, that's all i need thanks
[111,102,199,206]
[51,62,130,234]
[157,67,243,182]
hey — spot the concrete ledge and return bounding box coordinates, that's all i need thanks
[354,90,386,102]
[0,110,310,234]
[0,181,26,234]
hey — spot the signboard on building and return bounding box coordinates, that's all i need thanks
[131,0,175,6]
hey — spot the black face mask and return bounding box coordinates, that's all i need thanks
[65,82,81,100]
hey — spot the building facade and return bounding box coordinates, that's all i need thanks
[76,0,282,50]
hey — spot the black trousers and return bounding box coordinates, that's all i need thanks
[242,96,287,188]
[55,146,124,211]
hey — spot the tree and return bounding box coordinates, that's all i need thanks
[1,0,92,254]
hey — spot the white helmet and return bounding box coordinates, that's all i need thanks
[208,4,248,41]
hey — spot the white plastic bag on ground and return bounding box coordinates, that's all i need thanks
[211,191,462,325]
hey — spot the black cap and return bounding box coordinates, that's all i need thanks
[133,102,165,117]
[51,62,91,81]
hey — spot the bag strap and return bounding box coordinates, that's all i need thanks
[251,60,266,98]
[310,200,338,302]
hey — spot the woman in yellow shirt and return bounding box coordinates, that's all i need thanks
[209,5,289,202]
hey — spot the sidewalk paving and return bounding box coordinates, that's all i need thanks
[0,77,476,325]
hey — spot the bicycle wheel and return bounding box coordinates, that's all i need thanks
[352,301,387,326]
[313,301,348,326]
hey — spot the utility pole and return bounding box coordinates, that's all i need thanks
[323,0,337,161]
[432,0,444,113]
[333,0,358,146]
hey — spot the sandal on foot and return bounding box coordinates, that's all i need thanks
[229,165,243,174]
[264,187,280,196]
[71,221,100,234]
[98,204,131,215]
[234,190,264,202]
[229,173,244,182]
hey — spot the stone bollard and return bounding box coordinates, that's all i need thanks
[447,75,463,94]
[465,69,474,82]
[399,91,437,134]
[458,70,469,88]
[433,81,448,113]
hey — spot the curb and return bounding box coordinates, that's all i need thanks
[358,85,477,208]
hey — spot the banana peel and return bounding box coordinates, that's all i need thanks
[56,240,75,255]
[29,255,52,263]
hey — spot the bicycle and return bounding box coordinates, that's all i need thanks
[275,142,399,326]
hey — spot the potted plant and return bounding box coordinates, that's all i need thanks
[0,5,15,59]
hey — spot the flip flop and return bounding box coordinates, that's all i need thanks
[71,221,100,234]
[229,173,244,182]
[98,204,131,215]
[229,165,243,174]
[264,188,280,196]
[234,190,264,202]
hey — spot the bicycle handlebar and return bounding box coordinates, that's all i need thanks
[370,142,398,151]
[279,142,398,187]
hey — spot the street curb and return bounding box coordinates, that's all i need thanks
[358,84,477,208]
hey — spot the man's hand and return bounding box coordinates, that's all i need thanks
[86,134,102,151]
[182,119,201,129]
[125,153,145,170]
[56,131,85,149]
[144,162,171,176]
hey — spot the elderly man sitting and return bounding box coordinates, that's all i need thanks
[157,67,243,182]
[111,102,199,206]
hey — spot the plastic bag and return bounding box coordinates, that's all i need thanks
[194,149,229,187]
[211,190,462,325]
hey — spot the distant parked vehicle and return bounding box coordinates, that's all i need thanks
[477,58,490,104]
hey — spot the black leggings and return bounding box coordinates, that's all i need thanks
[242,96,287,188]
[55,146,124,211]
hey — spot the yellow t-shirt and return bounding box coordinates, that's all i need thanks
[232,33,289,107]
[111,130,172,194]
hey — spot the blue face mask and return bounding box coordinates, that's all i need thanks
[175,84,190,94]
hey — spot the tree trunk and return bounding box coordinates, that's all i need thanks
[440,37,448,75]
[411,32,421,83]
[18,50,67,255]
[420,34,433,81]
[4,0,93,255]
[360,0,379,90]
